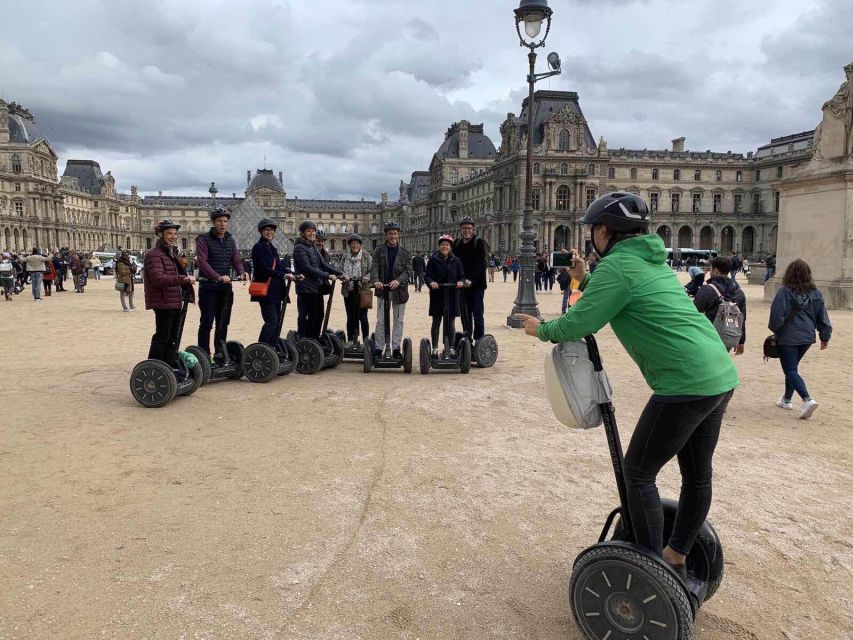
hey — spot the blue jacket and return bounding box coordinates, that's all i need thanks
[250,238,293,305]
[769,286,832,346]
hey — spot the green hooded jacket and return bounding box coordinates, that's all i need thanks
[537,234,739,397]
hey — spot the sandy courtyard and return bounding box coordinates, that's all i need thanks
[0,271,850,640]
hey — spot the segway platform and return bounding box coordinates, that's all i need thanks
[362,286,411,374]
[419,283,471,374]
[185,284,244,383]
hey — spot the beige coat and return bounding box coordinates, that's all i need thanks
[116,260,134,292]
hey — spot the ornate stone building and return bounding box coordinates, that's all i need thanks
[395,90,815,259]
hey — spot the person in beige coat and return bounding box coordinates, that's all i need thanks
[115,251,137,311]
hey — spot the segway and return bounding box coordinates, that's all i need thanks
[130,289,205,408]
[185,283,245,384]
[568,334,724,640]
[240,279,299,383]
[363,285,412,374]
[333,280,369,361]
[286,279,343,374]
[458,283,498,368]
[419,283,470,374]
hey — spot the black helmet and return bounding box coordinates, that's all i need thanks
[580,192,649,233]
[346,233,364,245]
[298,220,317,233]
[459,216,474,227]
[383,220,401,233]
[316,229,328,241]
[154,219,180,234]
[257,218,277,232]
[209,206,231,221]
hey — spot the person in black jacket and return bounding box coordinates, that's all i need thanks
[250,219,297,346]
[424,235,464,356]
[694,257,747,355]
[411,252,426,292]
[292,220,342,341]
[453,217,489,342]
[370,220,413,359]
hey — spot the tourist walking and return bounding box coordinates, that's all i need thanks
[534,254,545,291]
[0,253,15,301]
[52,253,66,292]
[768,258,832,419]
[502,256,511,282]
[250,219,297,346]
[338,233,372,348]
[729,252,742,283]
[425,235,464,355]
[90,254,101,280]
[370,220,412,360]
[487,254,497,283]
[517,192,738,576]
[511,256,520,281]
[764,254,776,283]
[42,258,56,296]
[116,251,137,311]
[411,251,426,292]
[693,257,747,354]
[22,249,48,301]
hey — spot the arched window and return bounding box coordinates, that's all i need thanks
[652,168,659,180]
[607,167,615,179]
[560,162,568,175]
[450,168,459,184]
[330,239,336,251]
[11,154,21,174]
[558,129,570,151]
[588,164,596,176]
[340,223,348,234]
[556,186,570,211]
[371,223,378,234]
[694,169,701,181]
[673,169,681,181]
[181,238,188,250]
[630,168,637,180]
[329,223,336,234]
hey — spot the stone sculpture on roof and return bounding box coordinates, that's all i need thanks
[812,61,853,161]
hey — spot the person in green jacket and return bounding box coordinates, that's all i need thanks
[517,192,739,577]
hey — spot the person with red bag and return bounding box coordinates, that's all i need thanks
[42,257,56,296]
[250,218,297,346]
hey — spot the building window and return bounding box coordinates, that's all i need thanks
[650,192,659,212]
[652,168,659,180]
[752,192,761,214]
[560,162,568,175]
[556,186,570,211]
[585,188,596,208]
[146,237,152,250]
[775,191,780,212]
[94,201,99,207]
[755,169,761,181]
[559,129,570,151]
[450,168,458,184]
[630,167,637,180]
[531,190,540,210]
[692,193,701,212]
[713,193,722,212]
[588,164,596,176]
[715,170,722,181]
[14,201,23,216]
[673,169,681,181]
[607,167,615,179]
[671,193,681,212]
[14,182,21,192]
[11,154,21,173]
[533,162,540,175]
[353,223,359,233]
[694,169,701,181]
[736,170,742,182]
[777,166,783,179]
[451,192,457,201]
[734,194,742,213]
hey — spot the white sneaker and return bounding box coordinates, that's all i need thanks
[776,397,793,410]
[799,399,819,420]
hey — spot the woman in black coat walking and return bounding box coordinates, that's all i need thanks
[251,219,297,346]
[424,235,464,355]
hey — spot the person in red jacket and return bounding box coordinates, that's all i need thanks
[143,220,196,366]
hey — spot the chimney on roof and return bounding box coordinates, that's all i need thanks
[458,120,469,159]
[232,192,236,198]
[246,170,251,186]
[279,171,283,185]
[158,191,163,197]
[672,137,686,153]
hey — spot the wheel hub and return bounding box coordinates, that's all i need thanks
[143,379,158,393]
[605,591,644,634]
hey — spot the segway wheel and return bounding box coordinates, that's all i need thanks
[178,359,205,396]
[185,345,212,385]
[459,338,472,374]
[130,360,178,408]
[419,338,431,375]
[570,544,693,640]
[225,341,245,379]
[402,337,412,374]
[295,338,324,375]
[363,338,373,373]
[275,338,298,376]
[322,332,344,369]
[473,334,498,368]
[335,330,347,344]
[286,330,298,346]
[241,343,279,383]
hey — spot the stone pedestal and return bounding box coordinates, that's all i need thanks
[747,264,766,286]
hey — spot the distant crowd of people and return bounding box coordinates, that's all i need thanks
[0,248,108,301]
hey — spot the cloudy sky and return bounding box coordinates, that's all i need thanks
[2,0,850,201]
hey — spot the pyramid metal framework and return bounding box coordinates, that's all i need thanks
[230,194,294,256]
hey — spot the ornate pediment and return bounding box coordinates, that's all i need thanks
[550,105,586,126]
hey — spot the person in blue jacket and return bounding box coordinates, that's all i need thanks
[250,219,297,346]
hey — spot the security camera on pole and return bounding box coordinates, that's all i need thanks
[507,0,561,328]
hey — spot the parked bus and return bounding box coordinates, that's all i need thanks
[666,248,718,265]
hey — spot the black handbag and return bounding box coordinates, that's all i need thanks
[763,302,802,360]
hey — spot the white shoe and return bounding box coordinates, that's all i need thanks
[123,308,130,312]
[776,397,793,410]
[799,399,819,420]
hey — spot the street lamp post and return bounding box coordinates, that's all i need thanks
[507,0,561,328]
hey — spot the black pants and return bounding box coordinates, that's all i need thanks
[414,273,424,292]
[343,291,369,342]
[297,292,324,340]
[513,270,518,282]
[534,272,542,290]
[460,288,485,341]
[198,284,232,354]
[149,308,182,367]
[258,300,281,346]
[430,315,456,351]
[623,390,733,557]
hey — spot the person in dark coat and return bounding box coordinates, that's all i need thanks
[452,217,489,342]
[768,258,832,419]
[411,252,426,292]
[424,235,464,355]
[370,220,413,359]
[250,219,297,346]
[694,257,747,354]
[292,220,342,340]
[143,220,196,366]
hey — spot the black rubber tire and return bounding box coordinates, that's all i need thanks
[322,332,344,369]
[225,341,245,379]
[179,359,205,396]
[473,334,499,368]
[130,360,178,408]
[402,337,412,373]
[295,338,324,375]
[459,338,472,374]
[419,337,431,374]
[241,343,279,383]
[286,330,298,346]
[276,338,297,376]
[613,498,724,603]
[335,330,347,344]
[185,346,211,385]
[570,543,694,640]
[363,337,373,373]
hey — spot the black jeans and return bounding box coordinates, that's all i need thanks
[623,390,733,556]
[431,315,456,351]
[414,272,424,292]
[149,308,182,367]
[297,292,324,340]
[460,288,485,341]
[258,300,281,346]
[198,284,232,354]
[778,344,812,401]
[343,291,369,342]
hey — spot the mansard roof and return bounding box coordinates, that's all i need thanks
[8,113,48,146]
[248,169,284,192]
[519,91,596,148]
[436,122,497,160]
[62,160,106,195]
[753,130,814,159]
[408,171,431,203]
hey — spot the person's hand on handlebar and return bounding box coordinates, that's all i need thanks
[456,281,464,288]
[240,272,249,281]
[329,274,337,282]
[389,280,400,290]
[430,282,439,290]
[220,275,232,284]
[285,274,296,281]
[183,275,196,285]
[464,279,472,288]
[361,275,370,283]
[373,281,384,290]
[515,313,541,337]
